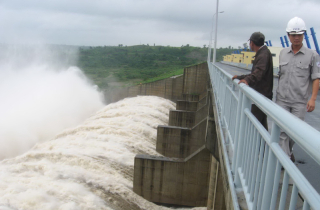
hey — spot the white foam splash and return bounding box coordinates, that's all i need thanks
[0,64,105,160]
[0,96,205,210]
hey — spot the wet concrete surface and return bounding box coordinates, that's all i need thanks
[215,62,320,193]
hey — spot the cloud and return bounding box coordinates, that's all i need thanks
[0,0,319,48]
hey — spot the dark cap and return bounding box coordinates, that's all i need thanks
[249,32,265,46]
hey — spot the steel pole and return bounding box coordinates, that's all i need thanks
[210,11,223,62]
[213,0,219,63]
[209,17,214,63]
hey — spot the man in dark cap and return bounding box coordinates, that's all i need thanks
[232,32,274,129]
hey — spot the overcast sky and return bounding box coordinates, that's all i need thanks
[1,0,320,49]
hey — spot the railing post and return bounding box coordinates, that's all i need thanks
[278,171,289,210]
[234,88,251,188]
[270,160,282,210]
[232,90,243,171]
[221,76,228,126]
[261,123,280,209]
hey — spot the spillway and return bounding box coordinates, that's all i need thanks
[0,96,205,210]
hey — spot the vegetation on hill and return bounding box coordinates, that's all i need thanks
[77,45,234,89]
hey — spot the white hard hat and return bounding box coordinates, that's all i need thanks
[286,17,306,34]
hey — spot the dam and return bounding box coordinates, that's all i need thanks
[0,56,319,209]
[104,58,320,209]
[1,59,320,209]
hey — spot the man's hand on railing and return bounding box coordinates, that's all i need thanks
[238,79,248,85]
[232,75,237,80]
[232,75,249,85]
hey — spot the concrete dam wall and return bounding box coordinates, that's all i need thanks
[106,62,235,209]
[104,62,208,104]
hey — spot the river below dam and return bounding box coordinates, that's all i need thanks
[0,96,205,210]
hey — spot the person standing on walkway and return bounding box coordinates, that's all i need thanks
[232,32,274,130]
[276,17,320,161]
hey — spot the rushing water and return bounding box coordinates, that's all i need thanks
[0,96,206,210]
[0,45,105,160]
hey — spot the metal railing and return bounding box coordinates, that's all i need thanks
[207,61,320,210]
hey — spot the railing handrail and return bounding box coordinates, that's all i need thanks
[208,60,320,209]
[213,63,320,165]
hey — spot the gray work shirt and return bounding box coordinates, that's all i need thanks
[276,45,320,104]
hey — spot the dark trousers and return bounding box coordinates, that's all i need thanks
[251,104,268,130]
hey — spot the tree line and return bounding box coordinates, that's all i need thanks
[77,45,234,89]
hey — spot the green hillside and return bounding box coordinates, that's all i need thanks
[77,45,234,89]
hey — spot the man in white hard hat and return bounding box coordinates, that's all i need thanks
[232,32,274,130]
[276,17,320,161]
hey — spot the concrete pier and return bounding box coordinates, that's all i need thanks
[156,118,207,158]
[129,62,236,208]
[133,146,211,207]
[168,96,209,128]
[104,61,243,208]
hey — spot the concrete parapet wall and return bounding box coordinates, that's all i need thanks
[181,94,200,101]
[156,118,207,158]
[168,99,208,128]
[199,91,208,101]
[176,100,198,111]
[104,75,184,104]
[176,95,208,112]
[195,102,209,125]
[103,62,207,104]
[207,156,226,209]
[133,146,211,207]
[168,110,196,128]
[198,93,208,109]
[127,77,179,100]
[182,62,208,95]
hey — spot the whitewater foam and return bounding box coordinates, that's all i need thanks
[0,96,205,210]
[0,45,105,160]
